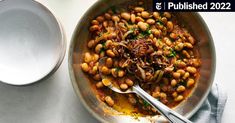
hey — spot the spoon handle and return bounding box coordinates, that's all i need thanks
[133,85,193,123]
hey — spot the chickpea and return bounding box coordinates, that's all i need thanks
[146,19,155,25]
[172,92,178,98]
[102,78,111,86]
[125,78,134,86]
[152,91,160,98]
[96,82,104,88]
[138,22,149,31]
[183,72,190,80]
[152,29,161,37]
[103,21,108,27]
[95,44,103,53]
[87,39,95,48]
[177,85,186,92]
[170,33,177,39]
[106,58,113,68]
[134,7,144,13]
[130,14,136,23]
[187,78,195,87]
[164,37,172,46]
[80,63,90,72]
[171,79,177,87]
[111,68,118,78]
[105,96,114,107]
[93,74,101,81]
[163,12,171,19]
[96,16,105,22]
[92,54,99,62]
[118,70,125,77]
[188,36,195,44]
[175,60,186,68]
[101,66,110,75]
[192,59,201,67]
[177,69,185,75]
[166,21,174,32]
[104,40,112,49]
[157,23,164,30]
[161,17,168,24]
[162,27,168,36]
[95,62,99,66]
[84,52,92,63]
[182,50,190,58]
[89,25,99,32]
[89,66,98,75]
[121,12,131,21]
[186,66,197,74]
[173,72,181,79]
[160,92,167,99]
[107,33,117,40]
[135,16,144,22]
[174,95,184,102]
[184,42,193,48]
[112,15,120,22]
[91,20,99,25]
[153,12,160,19]
[174,42,184,51]
[141,11,150,18]
[106,50,115,57]
[120,83,128,90]
[149,34,154,39]
[104,13,112,20]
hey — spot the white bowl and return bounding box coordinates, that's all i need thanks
[0,0,66,85]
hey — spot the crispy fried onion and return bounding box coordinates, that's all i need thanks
[112,38,173,83]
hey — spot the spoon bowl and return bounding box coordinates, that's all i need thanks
[99,57,192,123]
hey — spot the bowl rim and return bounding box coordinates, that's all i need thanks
[68,0,216,122]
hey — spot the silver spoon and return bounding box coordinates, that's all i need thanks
[99,57,193,123]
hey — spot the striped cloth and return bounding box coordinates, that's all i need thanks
[191,83,227,123]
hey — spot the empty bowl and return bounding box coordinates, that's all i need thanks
[0,0,66,85]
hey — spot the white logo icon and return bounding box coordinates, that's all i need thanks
[156,3,162,10]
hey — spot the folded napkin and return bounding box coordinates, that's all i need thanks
[190,83,227,123]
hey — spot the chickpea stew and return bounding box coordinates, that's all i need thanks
[80,3,201,116]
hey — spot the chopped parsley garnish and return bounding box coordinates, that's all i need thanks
[168,49,176,57]
[143,100,150,107]
[156,20,164,25]
[100,48,105,53]
[115,67,121,72]
[179,80,187,87]
[137,29,151,39]
[102,42,106,47]
[98,33,102,37]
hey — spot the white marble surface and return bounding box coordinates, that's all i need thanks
[0,0,234,123]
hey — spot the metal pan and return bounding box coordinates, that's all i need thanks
[69,0,215,122]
